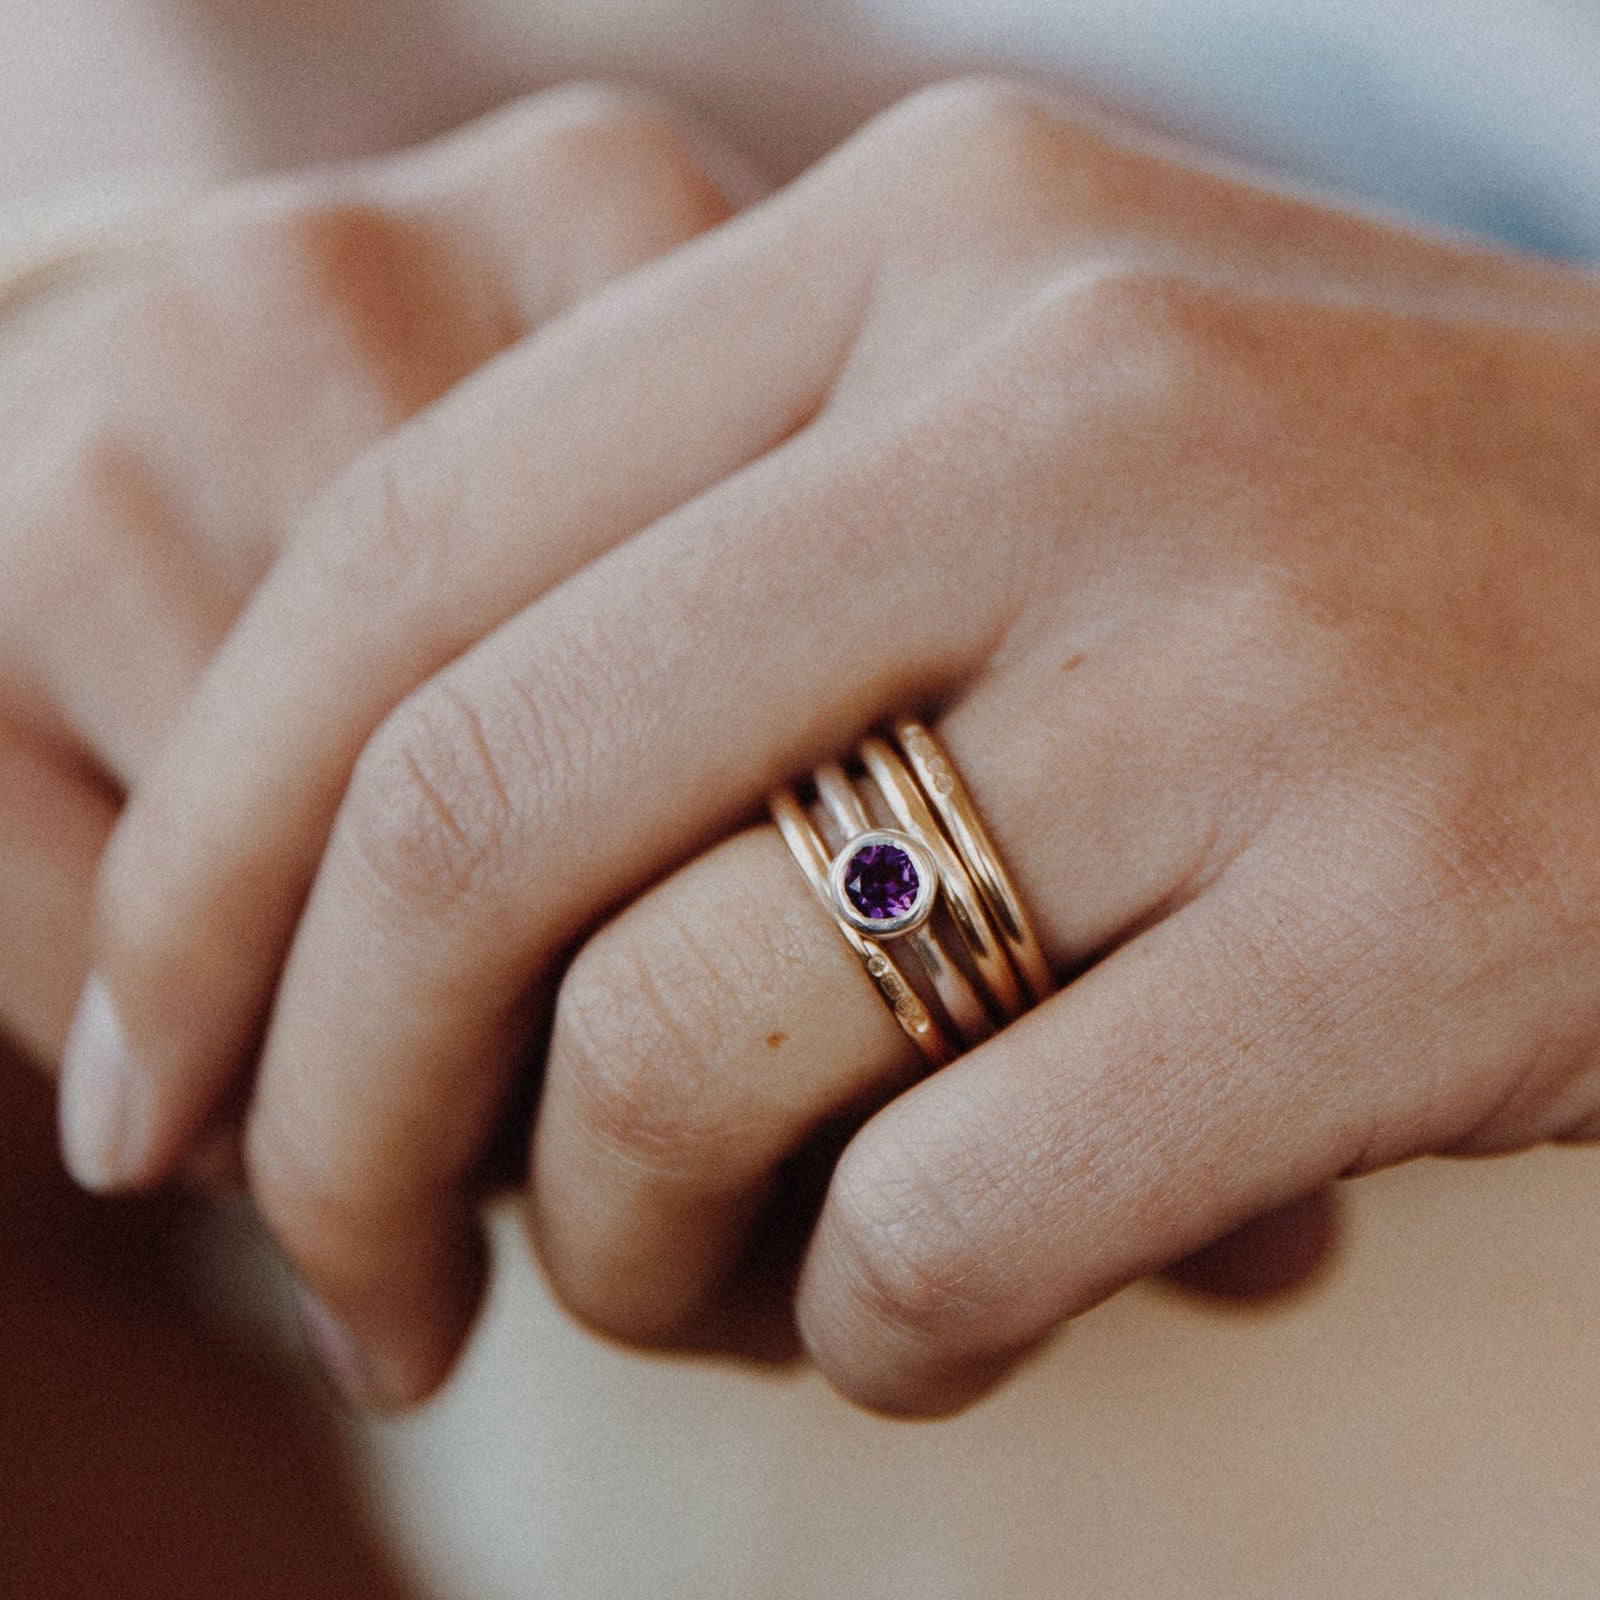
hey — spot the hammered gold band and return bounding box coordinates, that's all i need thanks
[893,718,1056,1006]
[769,720,1054,1065]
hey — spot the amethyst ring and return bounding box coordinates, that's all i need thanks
[771,724,1050,1066]
[828,828,940,939]
[814,760,993,1045]
[770,789,958,1066]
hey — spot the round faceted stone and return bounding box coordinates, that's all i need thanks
[843,841,922,922]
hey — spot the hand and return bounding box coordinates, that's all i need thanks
[0,82,749,1068]
[78,81,1600,1414]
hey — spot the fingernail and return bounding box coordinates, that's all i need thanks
[293,1285,409,1411]
[58,975,152,1191]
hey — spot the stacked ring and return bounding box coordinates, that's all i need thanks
[769,721,1053,1066]
[814,761,994,1046]
[770,789,959,1066]
[893,719,1056,1006]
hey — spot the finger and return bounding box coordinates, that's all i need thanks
[178,81,1600,1410]
[42,93,700,1182]
[0,325,237,791]
[246,338,1334,1404]
[0,725,114,1067]
[526,622,1256,1345]
[229,411,1014,1402]
[531,826,922,1345]
[84,80,1081,1206]
[77,96,837,1193]
[238,133,1380,1399]
[793,835,1552,1418]
[94,79,1123,1198]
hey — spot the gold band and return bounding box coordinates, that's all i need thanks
[856,738,1027,1024]
[893,718,1056,1005]
[770,788,957,1067]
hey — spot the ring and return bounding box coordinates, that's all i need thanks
[857,738,1027,1023]
[770,789,958,1066]
[814,761,994,1046]
[770,721,1053,1063]
[893,718,1056,1006]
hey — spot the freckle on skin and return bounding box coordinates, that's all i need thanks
[1062,654,1087,671]
[766,1032,788,1050]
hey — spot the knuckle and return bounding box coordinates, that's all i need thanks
[340,684,522,918]
[135,190,461,411]
[552,918,753,1179]
[882,76,1064,159]
[1021,266,1340,442]
[866,77,1091,225]
[825,1129,1013,1349]
[523,84,733,237]
[1024,267,1235,404]
[530,81,683,159]
[940,268,1252,491]
[1193,564,1357,711]
[523,80,679,140]
[1391,741,1576,945]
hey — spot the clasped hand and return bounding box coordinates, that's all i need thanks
[8,80,1600,1416]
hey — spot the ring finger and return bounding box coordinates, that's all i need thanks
[529,627,1246,1344]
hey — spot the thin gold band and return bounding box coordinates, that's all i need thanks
[770,788,957,1067]
[893,718,1056,1005]
[856,738,1027,1024]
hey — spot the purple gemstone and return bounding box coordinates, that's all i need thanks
[844,842,921,922]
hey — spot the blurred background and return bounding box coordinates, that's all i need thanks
[4,3,1600,1595]
[10,1025,1600,1599]
[5,0,1600,258]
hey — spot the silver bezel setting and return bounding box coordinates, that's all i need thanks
[828,829,940,938]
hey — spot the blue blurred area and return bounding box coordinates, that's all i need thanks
[871,0,1600,265]
[1190,22,1598,262]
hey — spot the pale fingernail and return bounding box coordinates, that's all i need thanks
[293,1284,409,1411]
[58,975,152,1191]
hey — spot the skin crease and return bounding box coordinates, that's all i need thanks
[40,77,1600,1419]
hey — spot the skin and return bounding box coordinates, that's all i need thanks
[42,80,1600,1417]
[0,80,747,1062]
